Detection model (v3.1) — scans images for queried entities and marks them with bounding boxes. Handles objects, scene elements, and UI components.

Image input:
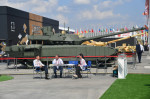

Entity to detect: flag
[141,30,143,33]
[84,30,86,33]
[76,29,78,34]
[103,29,105,32]
[143,0,149,24]
[81,30,83,34]
[99,28,101,32]
[143,0,149,16]
[141,30,144,37]
[145,25,148,32]
[91,29,94,33]
[110,28,113,32]
[113,29,115,32]
[124,26,128,31]
[106,28,108,32]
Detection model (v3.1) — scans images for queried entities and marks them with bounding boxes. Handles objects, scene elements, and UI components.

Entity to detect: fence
[0,53,136,74]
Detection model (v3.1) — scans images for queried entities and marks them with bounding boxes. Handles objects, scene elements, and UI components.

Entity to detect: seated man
[33,55,49,79]
[52,55,64,78]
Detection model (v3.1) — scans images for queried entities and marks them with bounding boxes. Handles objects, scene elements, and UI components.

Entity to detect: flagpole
[148,0,150,55]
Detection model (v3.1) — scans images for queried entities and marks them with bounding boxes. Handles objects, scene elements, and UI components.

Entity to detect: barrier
[0,55,133,60]
[0,53,135,74]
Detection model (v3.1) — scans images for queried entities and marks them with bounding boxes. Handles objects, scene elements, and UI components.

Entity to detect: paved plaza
[0,51,150,99]
[0,74,117,99]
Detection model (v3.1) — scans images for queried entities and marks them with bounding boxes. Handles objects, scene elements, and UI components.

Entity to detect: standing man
[136,42,144,63]
[33,55,49,79]
[52,55,64,78]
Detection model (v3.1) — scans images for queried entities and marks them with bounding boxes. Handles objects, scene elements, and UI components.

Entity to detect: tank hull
[5,45,117,65]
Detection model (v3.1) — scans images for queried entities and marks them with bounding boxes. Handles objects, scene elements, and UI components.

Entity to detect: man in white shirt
[33,55,49,79]
[52,55,64,78]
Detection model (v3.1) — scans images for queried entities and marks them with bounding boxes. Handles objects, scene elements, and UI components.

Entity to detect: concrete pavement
[0,51,150,99]
[0,74,116,99]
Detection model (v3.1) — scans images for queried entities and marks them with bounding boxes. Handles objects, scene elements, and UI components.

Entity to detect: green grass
[0,75,14,82]
[100,74,150,99]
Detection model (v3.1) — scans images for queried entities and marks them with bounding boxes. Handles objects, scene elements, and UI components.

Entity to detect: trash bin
[118,53,128,79]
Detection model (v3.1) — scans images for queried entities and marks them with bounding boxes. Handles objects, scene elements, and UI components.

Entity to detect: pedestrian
[136,42,144,63]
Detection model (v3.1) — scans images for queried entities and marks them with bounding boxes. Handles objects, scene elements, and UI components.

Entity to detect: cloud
[0,0,58,13]
[99,0,123,8]
[0,0,7,6]
[98,0,132,9]
[78,5,121,20]
[55,14,69,25]
[74,0,91,4]
[57,6,69,13]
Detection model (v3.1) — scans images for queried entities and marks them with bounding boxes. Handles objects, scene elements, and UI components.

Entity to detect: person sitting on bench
[52,55,64,78]
[73,53,87,78]
[33,55,49,79]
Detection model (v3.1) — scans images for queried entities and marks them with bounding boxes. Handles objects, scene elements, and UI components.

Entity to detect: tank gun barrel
[80,27,146,42]
[107,32,146,44]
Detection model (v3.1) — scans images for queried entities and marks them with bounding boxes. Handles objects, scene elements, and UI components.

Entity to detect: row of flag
[75,26,134,34]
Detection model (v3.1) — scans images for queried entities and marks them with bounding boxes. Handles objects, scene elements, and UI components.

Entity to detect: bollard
[104,57,107,74]
[47,57,51,79]
[1,56,2,63]
[7,57,9,68]
[14,58,15,70]
[133,53,136,69]
[16,58,18,71]
[96,59,98,75]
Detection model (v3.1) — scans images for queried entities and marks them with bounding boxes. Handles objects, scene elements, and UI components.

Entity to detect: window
[11,22,15,32]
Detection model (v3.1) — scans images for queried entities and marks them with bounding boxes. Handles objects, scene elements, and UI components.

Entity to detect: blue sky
[0,0,146,30]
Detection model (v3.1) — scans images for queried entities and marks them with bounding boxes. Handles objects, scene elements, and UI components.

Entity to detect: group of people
[33,41,146,80]
[33,53,87,79]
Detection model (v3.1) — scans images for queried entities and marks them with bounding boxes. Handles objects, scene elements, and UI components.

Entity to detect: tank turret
[28,26,146,45]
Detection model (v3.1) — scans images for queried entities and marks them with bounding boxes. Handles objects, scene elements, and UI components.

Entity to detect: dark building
[0,6,59,46]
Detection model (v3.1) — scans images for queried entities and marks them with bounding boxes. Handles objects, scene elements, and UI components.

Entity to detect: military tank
[5,26,146,66]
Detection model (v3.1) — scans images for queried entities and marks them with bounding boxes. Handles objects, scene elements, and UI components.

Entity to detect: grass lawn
[0,75,13,82]
[100,74,150,99]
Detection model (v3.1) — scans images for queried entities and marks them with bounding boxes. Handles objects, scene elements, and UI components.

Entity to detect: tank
[5,26,146,67]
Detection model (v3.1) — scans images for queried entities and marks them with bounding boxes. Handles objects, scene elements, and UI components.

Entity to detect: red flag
[143,0,149,16]
[76,29,78,34]
[81,31,83,34]
[143,0,149,24]
[106,28,108,32]
[84,30,86,33]
[141,30,144,37]
[141,30,143,33]
[91,29,94,33]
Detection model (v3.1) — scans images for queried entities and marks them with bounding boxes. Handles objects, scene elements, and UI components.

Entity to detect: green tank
[5,26,146,66]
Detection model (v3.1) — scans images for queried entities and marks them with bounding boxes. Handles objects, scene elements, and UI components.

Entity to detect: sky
[0,0,146,30]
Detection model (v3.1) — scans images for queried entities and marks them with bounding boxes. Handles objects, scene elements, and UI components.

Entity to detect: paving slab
[0,74,116,99]
[0,51,150,99]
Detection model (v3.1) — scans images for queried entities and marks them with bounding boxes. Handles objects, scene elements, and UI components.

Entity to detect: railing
[0,53,136,74]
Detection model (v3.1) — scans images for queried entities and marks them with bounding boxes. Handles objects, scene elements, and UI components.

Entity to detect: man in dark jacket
[136,42,144,63]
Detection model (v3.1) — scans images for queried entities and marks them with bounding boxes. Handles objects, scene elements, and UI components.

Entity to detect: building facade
[0,6,59,46]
